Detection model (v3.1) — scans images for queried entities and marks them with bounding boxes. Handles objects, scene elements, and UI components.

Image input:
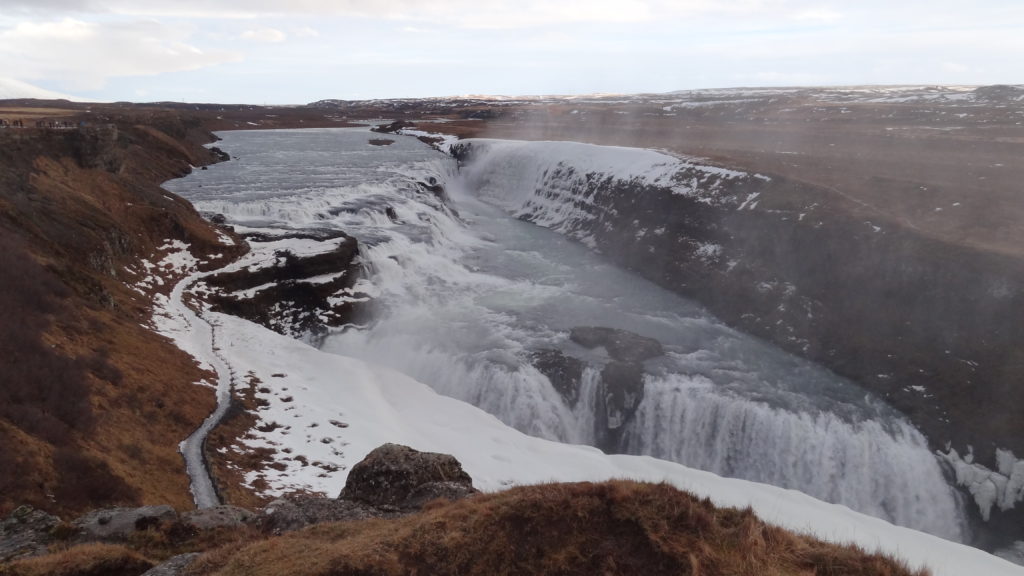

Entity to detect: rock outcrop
[260,444,478,534]
[371,120,415,134]
[0,506,59,562]
[564,327,663,450]
[181,505,254,531]
[569,326,664,364]
[205,231,366,345]
[530,349,585,407]
[529,327,666,452]
[73,505,178,541]
[259,497,389,534]
[339,444,477,510]
[598,362,645,430]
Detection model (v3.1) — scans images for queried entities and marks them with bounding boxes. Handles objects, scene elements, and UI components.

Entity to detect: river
[165,126,966,540]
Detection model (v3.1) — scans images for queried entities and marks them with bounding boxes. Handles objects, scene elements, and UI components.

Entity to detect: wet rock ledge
[203,229,368,345]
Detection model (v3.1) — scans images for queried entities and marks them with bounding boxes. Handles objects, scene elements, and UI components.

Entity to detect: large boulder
[530,348,585,407]
[339,444,477,510]
[73,505,177,541]
[569,327,664,364]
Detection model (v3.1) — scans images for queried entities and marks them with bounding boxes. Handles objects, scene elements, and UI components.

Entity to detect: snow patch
[205,311,1019,576]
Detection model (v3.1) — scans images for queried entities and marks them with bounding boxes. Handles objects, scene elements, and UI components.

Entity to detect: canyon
[2,86,1024,571]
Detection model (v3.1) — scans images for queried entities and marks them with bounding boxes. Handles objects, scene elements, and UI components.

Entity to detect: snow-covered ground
[143,235,1024,575]
[176,287,1023,574]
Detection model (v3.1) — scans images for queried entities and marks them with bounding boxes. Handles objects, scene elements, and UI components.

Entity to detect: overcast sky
[1,0,1021,103]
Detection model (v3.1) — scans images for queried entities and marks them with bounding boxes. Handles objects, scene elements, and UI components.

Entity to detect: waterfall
[167,128,968,542]
[621,372,963,540]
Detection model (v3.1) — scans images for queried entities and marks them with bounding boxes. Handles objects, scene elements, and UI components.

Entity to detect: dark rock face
[0,506,59,562]
[260,444,477,534]
[529,349,585,407]
[209,146,231,162]
[205,233,367,345]
[456,139,1024,469]
[569,327,664,364]
[562,327,659,450]
[418,177,446,200]
[339,444,477,510]
[599,362,645,430]
[371,120,415,134]
[73,505,177,541]
[589,178,1024,466]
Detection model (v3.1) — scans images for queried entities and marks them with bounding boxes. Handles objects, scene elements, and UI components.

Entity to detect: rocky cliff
[450,139,1024,473]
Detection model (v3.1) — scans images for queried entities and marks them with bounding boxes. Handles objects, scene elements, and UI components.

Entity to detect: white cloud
[0,76,86,100]
[293,26,319,38]
[241,27,287,43]
[0,0,786,27]
[792,8,844,23]
[0,18,241,91]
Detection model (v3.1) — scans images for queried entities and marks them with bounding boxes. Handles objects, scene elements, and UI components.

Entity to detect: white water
[166,127,966,540]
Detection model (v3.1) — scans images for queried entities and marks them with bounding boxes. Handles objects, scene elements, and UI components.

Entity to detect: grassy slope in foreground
[3,481,928,576]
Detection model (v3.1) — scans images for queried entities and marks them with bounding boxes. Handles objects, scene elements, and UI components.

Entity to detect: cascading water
[166,127,967,541]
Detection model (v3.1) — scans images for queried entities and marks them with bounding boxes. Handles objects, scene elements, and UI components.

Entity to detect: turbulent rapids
[165,127,967,541]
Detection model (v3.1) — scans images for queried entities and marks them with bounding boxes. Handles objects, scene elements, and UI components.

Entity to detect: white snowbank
[205,310,1020,576]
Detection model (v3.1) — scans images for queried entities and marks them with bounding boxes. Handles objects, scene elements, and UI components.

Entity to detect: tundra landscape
[1,84,1023,575]
[2,2,1024,574]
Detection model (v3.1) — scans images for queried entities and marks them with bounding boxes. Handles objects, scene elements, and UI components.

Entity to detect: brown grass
[190,481,929,576]
[0,107,76,120]
[0,117,233,516]
[205,373,274,510]
[0,543,153,576]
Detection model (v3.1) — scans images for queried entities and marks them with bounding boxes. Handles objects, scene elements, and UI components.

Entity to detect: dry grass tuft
[189,480,930,576]
[0,543,153,576]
